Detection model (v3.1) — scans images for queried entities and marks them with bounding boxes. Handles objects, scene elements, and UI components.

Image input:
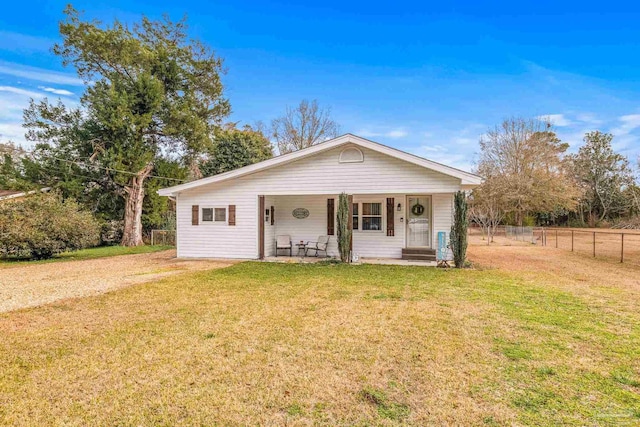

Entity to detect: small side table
[295,243,307,256]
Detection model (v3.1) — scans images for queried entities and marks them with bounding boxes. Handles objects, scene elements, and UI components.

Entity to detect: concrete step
[401,253,437,261]
[402,248,436,255]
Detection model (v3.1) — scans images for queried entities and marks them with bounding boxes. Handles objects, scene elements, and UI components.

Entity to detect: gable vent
[339,147,364,163]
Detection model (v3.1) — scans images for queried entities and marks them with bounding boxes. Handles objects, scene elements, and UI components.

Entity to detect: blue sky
[1,1,640,171]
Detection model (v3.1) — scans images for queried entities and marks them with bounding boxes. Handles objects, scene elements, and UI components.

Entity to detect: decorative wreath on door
[411,203,425,216]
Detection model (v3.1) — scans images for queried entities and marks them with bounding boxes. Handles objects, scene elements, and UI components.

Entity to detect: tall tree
[569,131,634,225]
[200,124,273,176]
[24,6,230,246]
[271,99,340,154]
[0,143,33,190]
[477,117,578,225]
[468,180,506,245]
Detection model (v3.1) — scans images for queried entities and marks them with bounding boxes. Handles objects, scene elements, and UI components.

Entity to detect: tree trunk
[121,164,153,246]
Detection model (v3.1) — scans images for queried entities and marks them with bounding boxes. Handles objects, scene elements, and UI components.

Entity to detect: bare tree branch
[271,99,340,154]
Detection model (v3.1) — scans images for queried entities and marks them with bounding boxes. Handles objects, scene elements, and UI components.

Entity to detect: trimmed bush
[336,192,352,263]
[0,193,100,259]
[450,190,468,268]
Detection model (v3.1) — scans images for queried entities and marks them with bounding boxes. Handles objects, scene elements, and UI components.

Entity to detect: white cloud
[357,128,408,139]
[421,144,446,153]
[385,129,407,138]
[0,84,77,147]
[0,61,83,86]
[538,114,573,127]
[417,146,474,172]
[613,114,640,135]
[0,85,46,99]
[575,113,603,125]
[38,86,74,96]
[608,114,640,153]
[0,122,28,144]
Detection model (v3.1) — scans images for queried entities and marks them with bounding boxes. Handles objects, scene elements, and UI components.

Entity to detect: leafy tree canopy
[569,131,635,225]
[24,6,230,245]
[200,124,273,176]
[477,117,579,225]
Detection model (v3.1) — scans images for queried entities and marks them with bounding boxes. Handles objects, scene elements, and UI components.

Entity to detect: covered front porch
[258,193,453,261]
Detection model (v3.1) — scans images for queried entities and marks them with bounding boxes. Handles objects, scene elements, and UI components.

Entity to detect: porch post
[258,195,265,259]
[347,194,353,252]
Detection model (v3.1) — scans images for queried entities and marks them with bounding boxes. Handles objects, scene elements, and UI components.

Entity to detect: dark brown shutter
[192,205,199,225]
[386,198,395,236]
[228,205,236,226]
[270,206,275,226]
[327,198,335,235]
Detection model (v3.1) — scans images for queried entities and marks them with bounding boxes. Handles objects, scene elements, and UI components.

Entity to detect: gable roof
[158,133,482,196]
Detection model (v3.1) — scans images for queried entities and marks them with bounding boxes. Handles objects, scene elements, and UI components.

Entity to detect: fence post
[151,230,155,246]
[621,233,624,263]
[571,230,574,252]
[555,229,558,248]
[593,232,596,257]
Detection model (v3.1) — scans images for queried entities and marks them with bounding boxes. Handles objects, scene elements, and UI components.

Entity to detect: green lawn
[1,262,639,425]
[0,245,174,266]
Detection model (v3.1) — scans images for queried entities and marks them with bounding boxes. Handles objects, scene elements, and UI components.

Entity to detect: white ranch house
[158,134,481,261]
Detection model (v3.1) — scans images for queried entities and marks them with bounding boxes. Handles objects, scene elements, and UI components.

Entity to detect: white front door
[406,196,431,247]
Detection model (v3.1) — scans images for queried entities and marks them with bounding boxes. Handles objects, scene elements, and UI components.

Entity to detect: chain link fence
[150,230,176,246]
[505,226,536,243]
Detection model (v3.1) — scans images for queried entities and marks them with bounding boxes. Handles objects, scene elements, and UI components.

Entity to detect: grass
[1,261,639,425]
[0,245,173,266]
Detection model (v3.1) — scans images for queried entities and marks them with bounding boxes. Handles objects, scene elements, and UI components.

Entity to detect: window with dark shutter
[202,208,214,222]
[192,205,199,225]
[214,208,226,222]
[228,205,236,226]
[361,202,382,231]
[327,198,335,235]
[386,198,395,236]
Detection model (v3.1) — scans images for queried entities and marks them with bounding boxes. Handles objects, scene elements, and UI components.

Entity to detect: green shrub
[450,191,468,268]
[522,215,536,227]
[100,220,124,245]
[0,192,101,259]
[336,192,352,263]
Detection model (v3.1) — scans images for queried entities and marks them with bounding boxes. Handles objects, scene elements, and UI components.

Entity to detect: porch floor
[262,256,437,267]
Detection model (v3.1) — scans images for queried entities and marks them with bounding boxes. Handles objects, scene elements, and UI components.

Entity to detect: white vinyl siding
[174,144,463,259]
[269,195,338,257]
[432,193,454,240]
[352,194,403,258]
[264,196,276,256]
